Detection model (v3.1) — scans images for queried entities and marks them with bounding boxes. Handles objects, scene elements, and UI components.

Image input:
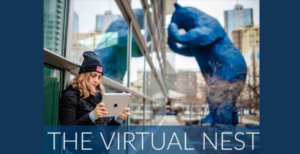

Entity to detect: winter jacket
[59,85,121,126]
[59,85,121,154]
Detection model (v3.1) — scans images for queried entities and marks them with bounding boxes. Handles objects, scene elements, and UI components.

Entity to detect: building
[43,0,66,55]
[242,25,260,53]
[231,29,244,52]
[131,70,206,107]
[95,10,121,32]
[196,71,206,102]
[73,12,79,33]
[71,31,103,63]
[130,70,144,94]
[166,71,197,97]
[224,4,253,39]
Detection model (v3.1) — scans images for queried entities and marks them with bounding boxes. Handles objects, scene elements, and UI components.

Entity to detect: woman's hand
[93,102,107,118]
[118,108,131,121]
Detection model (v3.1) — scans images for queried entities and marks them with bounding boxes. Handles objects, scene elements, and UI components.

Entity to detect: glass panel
[44,0,67,55]
[44,65,62,125]
[131,0,142,10]
[129,95,144,125]
[144,99,153,125]
[70,0,128,85]
[151,77,158,125]
[155,86,164,125]
[144,11,152,95]
[130,60,144,94]
[130,0,146,94]
[152,51,163,89]
[145,61,152,97]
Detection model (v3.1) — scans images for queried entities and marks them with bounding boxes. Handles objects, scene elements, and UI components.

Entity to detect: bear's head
[170,3,217,32]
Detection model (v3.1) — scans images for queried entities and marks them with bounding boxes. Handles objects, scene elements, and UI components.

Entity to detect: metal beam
[44,48,80,74]
[141,0,166,91]
[115,0,167,96]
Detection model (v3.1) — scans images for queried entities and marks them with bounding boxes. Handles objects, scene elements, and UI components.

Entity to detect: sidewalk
[241,116,260,125]
[138,116,198,154]
[162,115,185,125]
[162,115,260,125]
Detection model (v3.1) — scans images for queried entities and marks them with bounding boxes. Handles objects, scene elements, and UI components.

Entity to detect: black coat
[59,85,121,126]
[59,85,121,154]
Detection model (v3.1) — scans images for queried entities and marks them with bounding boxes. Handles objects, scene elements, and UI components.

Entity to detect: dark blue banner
[44,126,259,154]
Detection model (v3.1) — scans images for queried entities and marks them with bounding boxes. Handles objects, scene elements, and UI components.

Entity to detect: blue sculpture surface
[168,3,247,125]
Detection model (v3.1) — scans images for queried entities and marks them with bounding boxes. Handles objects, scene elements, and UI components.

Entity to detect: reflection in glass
[144,99,153,125]
[95,8,146,85]
[44,66,61,125]
[44,0,66,55]
[129,95,143,125]
[130,0,152,95]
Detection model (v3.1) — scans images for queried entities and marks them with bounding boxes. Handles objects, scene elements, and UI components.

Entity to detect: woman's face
[89,71,103,87]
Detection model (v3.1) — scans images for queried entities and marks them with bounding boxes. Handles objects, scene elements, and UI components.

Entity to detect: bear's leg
[214,102,238,125]
[200,101,221,125]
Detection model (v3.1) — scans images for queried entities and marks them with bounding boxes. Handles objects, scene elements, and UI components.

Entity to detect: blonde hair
[71,72,105,99]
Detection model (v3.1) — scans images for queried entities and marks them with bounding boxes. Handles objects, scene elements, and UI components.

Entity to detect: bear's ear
[174,3,182,9]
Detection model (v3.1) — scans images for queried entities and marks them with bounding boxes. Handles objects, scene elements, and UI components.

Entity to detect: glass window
[44,0,67,56]
[244,9,253,26]
[144,99,153,125]
[69,0,128,85]
[145,58,152,97]
[130,0,150,94]
[129,95,144,125]
[155,102,164,125]
[44,65,63,125]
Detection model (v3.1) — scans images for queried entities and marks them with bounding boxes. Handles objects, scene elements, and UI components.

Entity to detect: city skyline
[95,10,121,32]
[73,0,259,72]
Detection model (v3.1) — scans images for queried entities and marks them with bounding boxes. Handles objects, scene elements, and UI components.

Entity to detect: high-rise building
[224,4,253,39]
[73,12,79,33]
[231,29,243,52]
[95,10,121,32]
[242,25,259,53]
[43,0,66,55]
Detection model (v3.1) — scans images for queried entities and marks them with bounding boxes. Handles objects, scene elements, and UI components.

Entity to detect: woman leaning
[59,51,131,154]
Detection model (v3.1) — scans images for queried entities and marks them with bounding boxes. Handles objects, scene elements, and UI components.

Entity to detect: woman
[59,51,131,153]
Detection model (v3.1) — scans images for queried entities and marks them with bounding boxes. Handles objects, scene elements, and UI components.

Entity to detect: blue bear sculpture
[94,9,149,84]
[168,3,247,125]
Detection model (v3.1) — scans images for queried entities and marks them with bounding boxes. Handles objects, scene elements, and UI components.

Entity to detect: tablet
[101,93,131,117]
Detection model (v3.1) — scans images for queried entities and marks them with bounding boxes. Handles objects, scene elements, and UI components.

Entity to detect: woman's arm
[108,117,122,125]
